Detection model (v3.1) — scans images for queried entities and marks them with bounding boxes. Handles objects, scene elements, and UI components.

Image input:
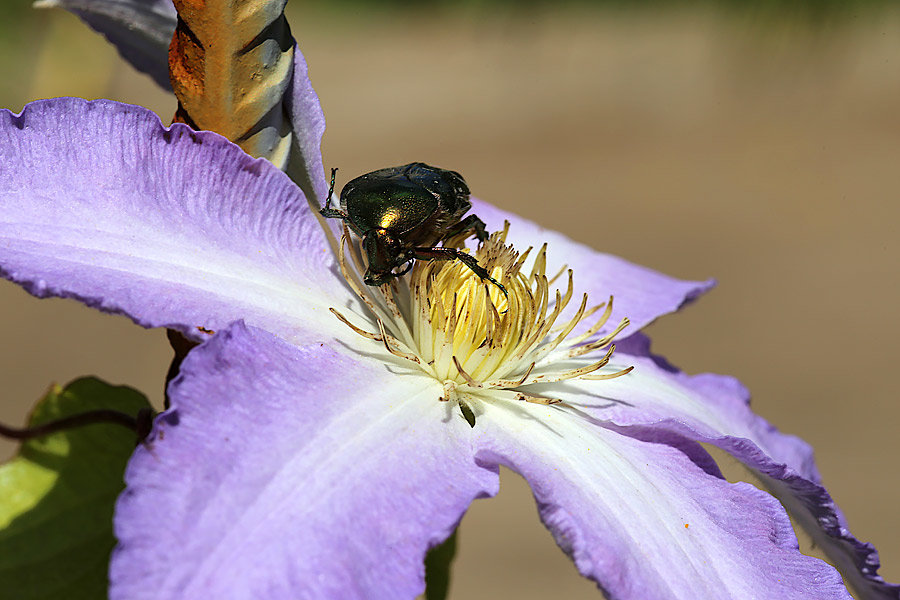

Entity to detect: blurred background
[0,1,898,598]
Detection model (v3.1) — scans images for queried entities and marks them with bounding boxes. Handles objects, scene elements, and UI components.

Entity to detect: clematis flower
[2,7,898,600]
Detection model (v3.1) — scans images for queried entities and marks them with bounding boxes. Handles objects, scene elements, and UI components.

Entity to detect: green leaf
[423,528,458,600]
[0,378,151,600]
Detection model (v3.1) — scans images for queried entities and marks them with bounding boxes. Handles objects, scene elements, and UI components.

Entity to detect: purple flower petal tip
[0,98,348,344]
[596,332,899,599]
[475,401,854,600]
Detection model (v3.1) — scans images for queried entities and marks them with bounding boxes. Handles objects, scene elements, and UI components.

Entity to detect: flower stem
[0,407,154,443]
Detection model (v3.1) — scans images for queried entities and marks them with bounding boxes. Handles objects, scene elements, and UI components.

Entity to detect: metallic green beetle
[320,162,505,293]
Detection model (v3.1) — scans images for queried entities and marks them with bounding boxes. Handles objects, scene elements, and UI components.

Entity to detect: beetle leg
[320,167,351,221]
[443,214,489,244]
[413,247,507,297]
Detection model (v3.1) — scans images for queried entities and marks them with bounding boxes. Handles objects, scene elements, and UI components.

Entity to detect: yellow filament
[330,221,633,411]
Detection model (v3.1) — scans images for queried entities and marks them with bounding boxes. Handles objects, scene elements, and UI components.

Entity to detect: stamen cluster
[331,223,632,415]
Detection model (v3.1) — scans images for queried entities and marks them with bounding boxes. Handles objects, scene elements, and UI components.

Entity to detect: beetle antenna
[325,167,338,209]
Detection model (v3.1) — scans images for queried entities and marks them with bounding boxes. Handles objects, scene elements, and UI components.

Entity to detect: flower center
[330,222,632,421]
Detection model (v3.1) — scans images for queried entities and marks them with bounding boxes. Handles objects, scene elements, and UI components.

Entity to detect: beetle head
[362,229,415,286]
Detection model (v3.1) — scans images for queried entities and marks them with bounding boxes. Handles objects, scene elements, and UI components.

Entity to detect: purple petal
[35,0,176,90]
[111,321,498,600]
[284,45,328,205]
[472,198,714,336]
[475,401,852,600]
[0,98,351,344]
[558,334,899,599]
